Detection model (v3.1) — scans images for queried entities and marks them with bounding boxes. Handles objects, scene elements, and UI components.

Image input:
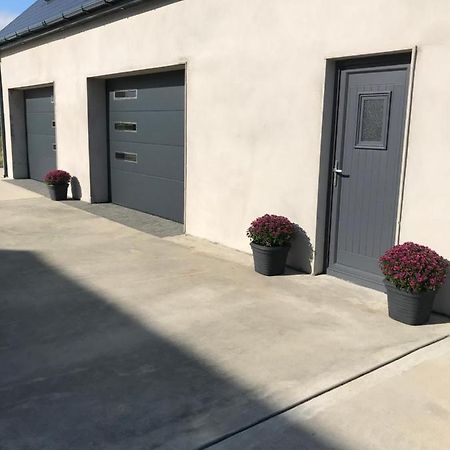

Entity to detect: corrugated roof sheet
[0,0,129,44]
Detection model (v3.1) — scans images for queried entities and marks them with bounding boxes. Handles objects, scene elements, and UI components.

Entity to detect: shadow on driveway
[0,249,339,450]
[5,179,184,238]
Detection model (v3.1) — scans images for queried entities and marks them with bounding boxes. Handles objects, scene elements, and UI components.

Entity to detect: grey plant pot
[250,242,290,276]
[384,281,436,325]
[47,184,68,201]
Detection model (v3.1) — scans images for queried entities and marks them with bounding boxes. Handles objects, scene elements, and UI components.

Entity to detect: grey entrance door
[327,60,410,289]
[107,70,185,223]
[25,87,56,181]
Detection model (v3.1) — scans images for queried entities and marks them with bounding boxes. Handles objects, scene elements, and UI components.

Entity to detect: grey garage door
[107,71,185,223]
[25,87,56,181]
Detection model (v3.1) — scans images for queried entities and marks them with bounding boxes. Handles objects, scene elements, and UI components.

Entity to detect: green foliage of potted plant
[44,169,71,201]
[247,214,295,276]
[379,242,448,325]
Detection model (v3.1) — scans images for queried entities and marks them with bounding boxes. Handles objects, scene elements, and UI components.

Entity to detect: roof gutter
[0,0,148,52]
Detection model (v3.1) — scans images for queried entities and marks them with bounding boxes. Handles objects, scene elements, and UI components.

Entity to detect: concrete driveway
[1,180,449,449]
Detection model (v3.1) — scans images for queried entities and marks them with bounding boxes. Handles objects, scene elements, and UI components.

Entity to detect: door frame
[87,63,187,231]
[5,82,54,180]
[321,51,416,289]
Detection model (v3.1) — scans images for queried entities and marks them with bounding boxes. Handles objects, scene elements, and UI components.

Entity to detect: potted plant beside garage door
[379,242,448,325]
[247,214,295,276]
[44,169,71,201]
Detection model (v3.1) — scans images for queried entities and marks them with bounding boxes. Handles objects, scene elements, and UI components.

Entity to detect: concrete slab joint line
[201,335,450,450]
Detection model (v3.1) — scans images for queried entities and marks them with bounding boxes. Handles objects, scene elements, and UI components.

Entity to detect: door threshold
[327,263,385,292]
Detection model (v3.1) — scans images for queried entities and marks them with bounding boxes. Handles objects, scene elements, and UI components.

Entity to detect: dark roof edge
[0,0,144,51]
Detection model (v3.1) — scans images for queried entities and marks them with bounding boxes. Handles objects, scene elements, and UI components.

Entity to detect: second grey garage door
[107,71,185,223]
[25,87,56,181]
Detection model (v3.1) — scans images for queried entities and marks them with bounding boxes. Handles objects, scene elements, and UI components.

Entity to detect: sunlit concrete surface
[214,338,450,450]
[0,178,40,201]
[0,179,449,449]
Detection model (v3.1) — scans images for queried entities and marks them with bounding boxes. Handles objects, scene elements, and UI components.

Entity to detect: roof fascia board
[0,0,133,49]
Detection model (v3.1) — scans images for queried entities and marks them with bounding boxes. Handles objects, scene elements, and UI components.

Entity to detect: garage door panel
[111,169,184,223]
[24,88,54,113]
[29,154,57,181]
[26,133,55,151]
[25,87,56,181]
[25,112,55,136]
[108,71,184,112]
[108,84,184,112]
[109,111,184,146]
[27,135,56,180]
[110,141,184,182]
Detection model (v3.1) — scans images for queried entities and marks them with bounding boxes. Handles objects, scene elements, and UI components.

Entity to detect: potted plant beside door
[44,169,71,201]
[379,242,448,325]
[247,214,295,276]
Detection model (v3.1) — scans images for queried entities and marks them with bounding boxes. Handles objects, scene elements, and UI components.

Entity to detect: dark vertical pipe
[0,63,8,177]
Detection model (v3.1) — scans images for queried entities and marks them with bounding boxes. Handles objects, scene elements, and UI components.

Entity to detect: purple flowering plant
[379,242,448,294]
[44,169,71,186]
[247,214,295,247]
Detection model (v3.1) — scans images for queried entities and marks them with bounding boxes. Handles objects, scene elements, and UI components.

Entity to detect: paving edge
[197,334,450,449]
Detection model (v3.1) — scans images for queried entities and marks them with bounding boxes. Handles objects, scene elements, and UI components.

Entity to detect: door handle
[332,160,343,187]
